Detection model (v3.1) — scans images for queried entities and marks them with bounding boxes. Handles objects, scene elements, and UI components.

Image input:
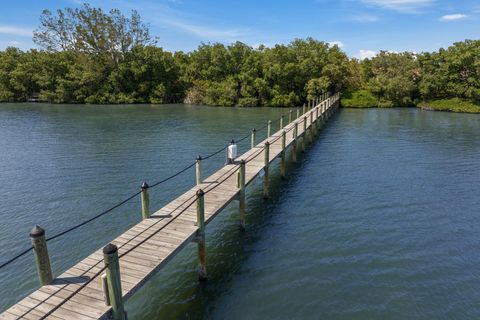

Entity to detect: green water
[0,104,479,319]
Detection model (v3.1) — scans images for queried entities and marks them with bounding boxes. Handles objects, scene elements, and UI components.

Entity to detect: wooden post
[309,111,314,143]
[141,182,150,219]
[302,103,305,115]
[263,141,270,199]
[281,130,286,179]
[280,115,284,129]
[238,160,246,229]
[195,156,202,186]
[289,110,292,124]
[302,116,307,152]
[196,189,207,280]
[251,128,256,149]
[103,244,126,320]
[267,120,272,138]
[30,225,53,286]
[296,108,300,119]
[293,122,298,163]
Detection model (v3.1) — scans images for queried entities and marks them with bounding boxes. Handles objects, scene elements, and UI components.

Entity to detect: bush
[341,90,378,108]
[418,98,480,113]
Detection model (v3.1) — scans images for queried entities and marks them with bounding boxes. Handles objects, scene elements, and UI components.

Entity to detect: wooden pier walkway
[1,93,340,320]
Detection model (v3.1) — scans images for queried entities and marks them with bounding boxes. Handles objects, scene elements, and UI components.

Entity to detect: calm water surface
[0,104,479,319]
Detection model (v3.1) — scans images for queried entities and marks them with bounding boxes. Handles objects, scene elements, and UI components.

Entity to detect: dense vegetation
[0,4,348,106]
[344,41,480,113]
[0,3,479,112]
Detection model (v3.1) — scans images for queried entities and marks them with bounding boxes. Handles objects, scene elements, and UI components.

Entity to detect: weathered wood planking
[0,94,340,320]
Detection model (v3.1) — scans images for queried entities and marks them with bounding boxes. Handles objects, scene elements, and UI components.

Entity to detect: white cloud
[361,0,435,12]
[439,14,467,21]
[356,49,378,60]
[0,26,32,37]
[328,41,344,48]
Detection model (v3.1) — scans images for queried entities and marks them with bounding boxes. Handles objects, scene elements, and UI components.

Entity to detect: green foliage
[181,38,349,107]
[418,98,480,113]
[364,51,419,107]
[2,4,479,110]
[342,41,480,111]
[341,90,378,108]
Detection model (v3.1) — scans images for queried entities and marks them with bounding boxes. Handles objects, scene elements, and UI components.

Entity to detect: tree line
[0,3,478,111]
[344,40,480,111]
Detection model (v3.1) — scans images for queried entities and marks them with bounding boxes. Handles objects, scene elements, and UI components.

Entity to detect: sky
[0,0,478,59]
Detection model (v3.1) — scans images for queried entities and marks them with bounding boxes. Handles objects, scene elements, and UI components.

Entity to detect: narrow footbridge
[1,93,340,320]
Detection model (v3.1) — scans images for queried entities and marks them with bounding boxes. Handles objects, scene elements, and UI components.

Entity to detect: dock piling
[263,141,270,199]
[293,122,298,163]
[30,225,53,286]
[238,160,246,229]
[196,156,202,185]
[281,130,286,179]
[196,189,207,281]
[141,182,150,219]
[251,128,256,149]
[103,244,126,320]
[267,120,272,138]
[302,116,307,152]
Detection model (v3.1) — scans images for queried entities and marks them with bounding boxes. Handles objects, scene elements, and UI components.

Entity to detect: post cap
[103,243,118,255]
[141,182,149,189]
[265,141,270,146]
[240,159,246,165]
[30,225,45,238]
[230,139,235,144]
[196,155,202,161]
[252,128,256,132]
[196,189,204,197]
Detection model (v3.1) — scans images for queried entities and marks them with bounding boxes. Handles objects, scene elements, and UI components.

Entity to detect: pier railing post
[309,111,314,144]
[103,244,126,320]
[281,130,286,179]
[302,103,306,115]
[289,110,292,124]
[251,128,256,149]
[141,182,150,219]
[293,122,298,163]
[196,156,202,186]
[302,116,307,152]
[239,160,246,229]
[296,108,300,119]
[267,120,272,138]
[280,115,284,129]
[263,141,270,199]
[196,189,207,280]
[30,225,53,286]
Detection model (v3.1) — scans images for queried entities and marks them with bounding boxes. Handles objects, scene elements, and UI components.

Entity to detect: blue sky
[0,0,478,58]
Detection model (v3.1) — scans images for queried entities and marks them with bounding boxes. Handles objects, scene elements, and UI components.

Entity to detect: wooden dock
[0,93,340,320]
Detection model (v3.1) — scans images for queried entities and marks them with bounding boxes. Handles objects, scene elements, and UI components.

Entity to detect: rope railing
[0,96,334,272]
